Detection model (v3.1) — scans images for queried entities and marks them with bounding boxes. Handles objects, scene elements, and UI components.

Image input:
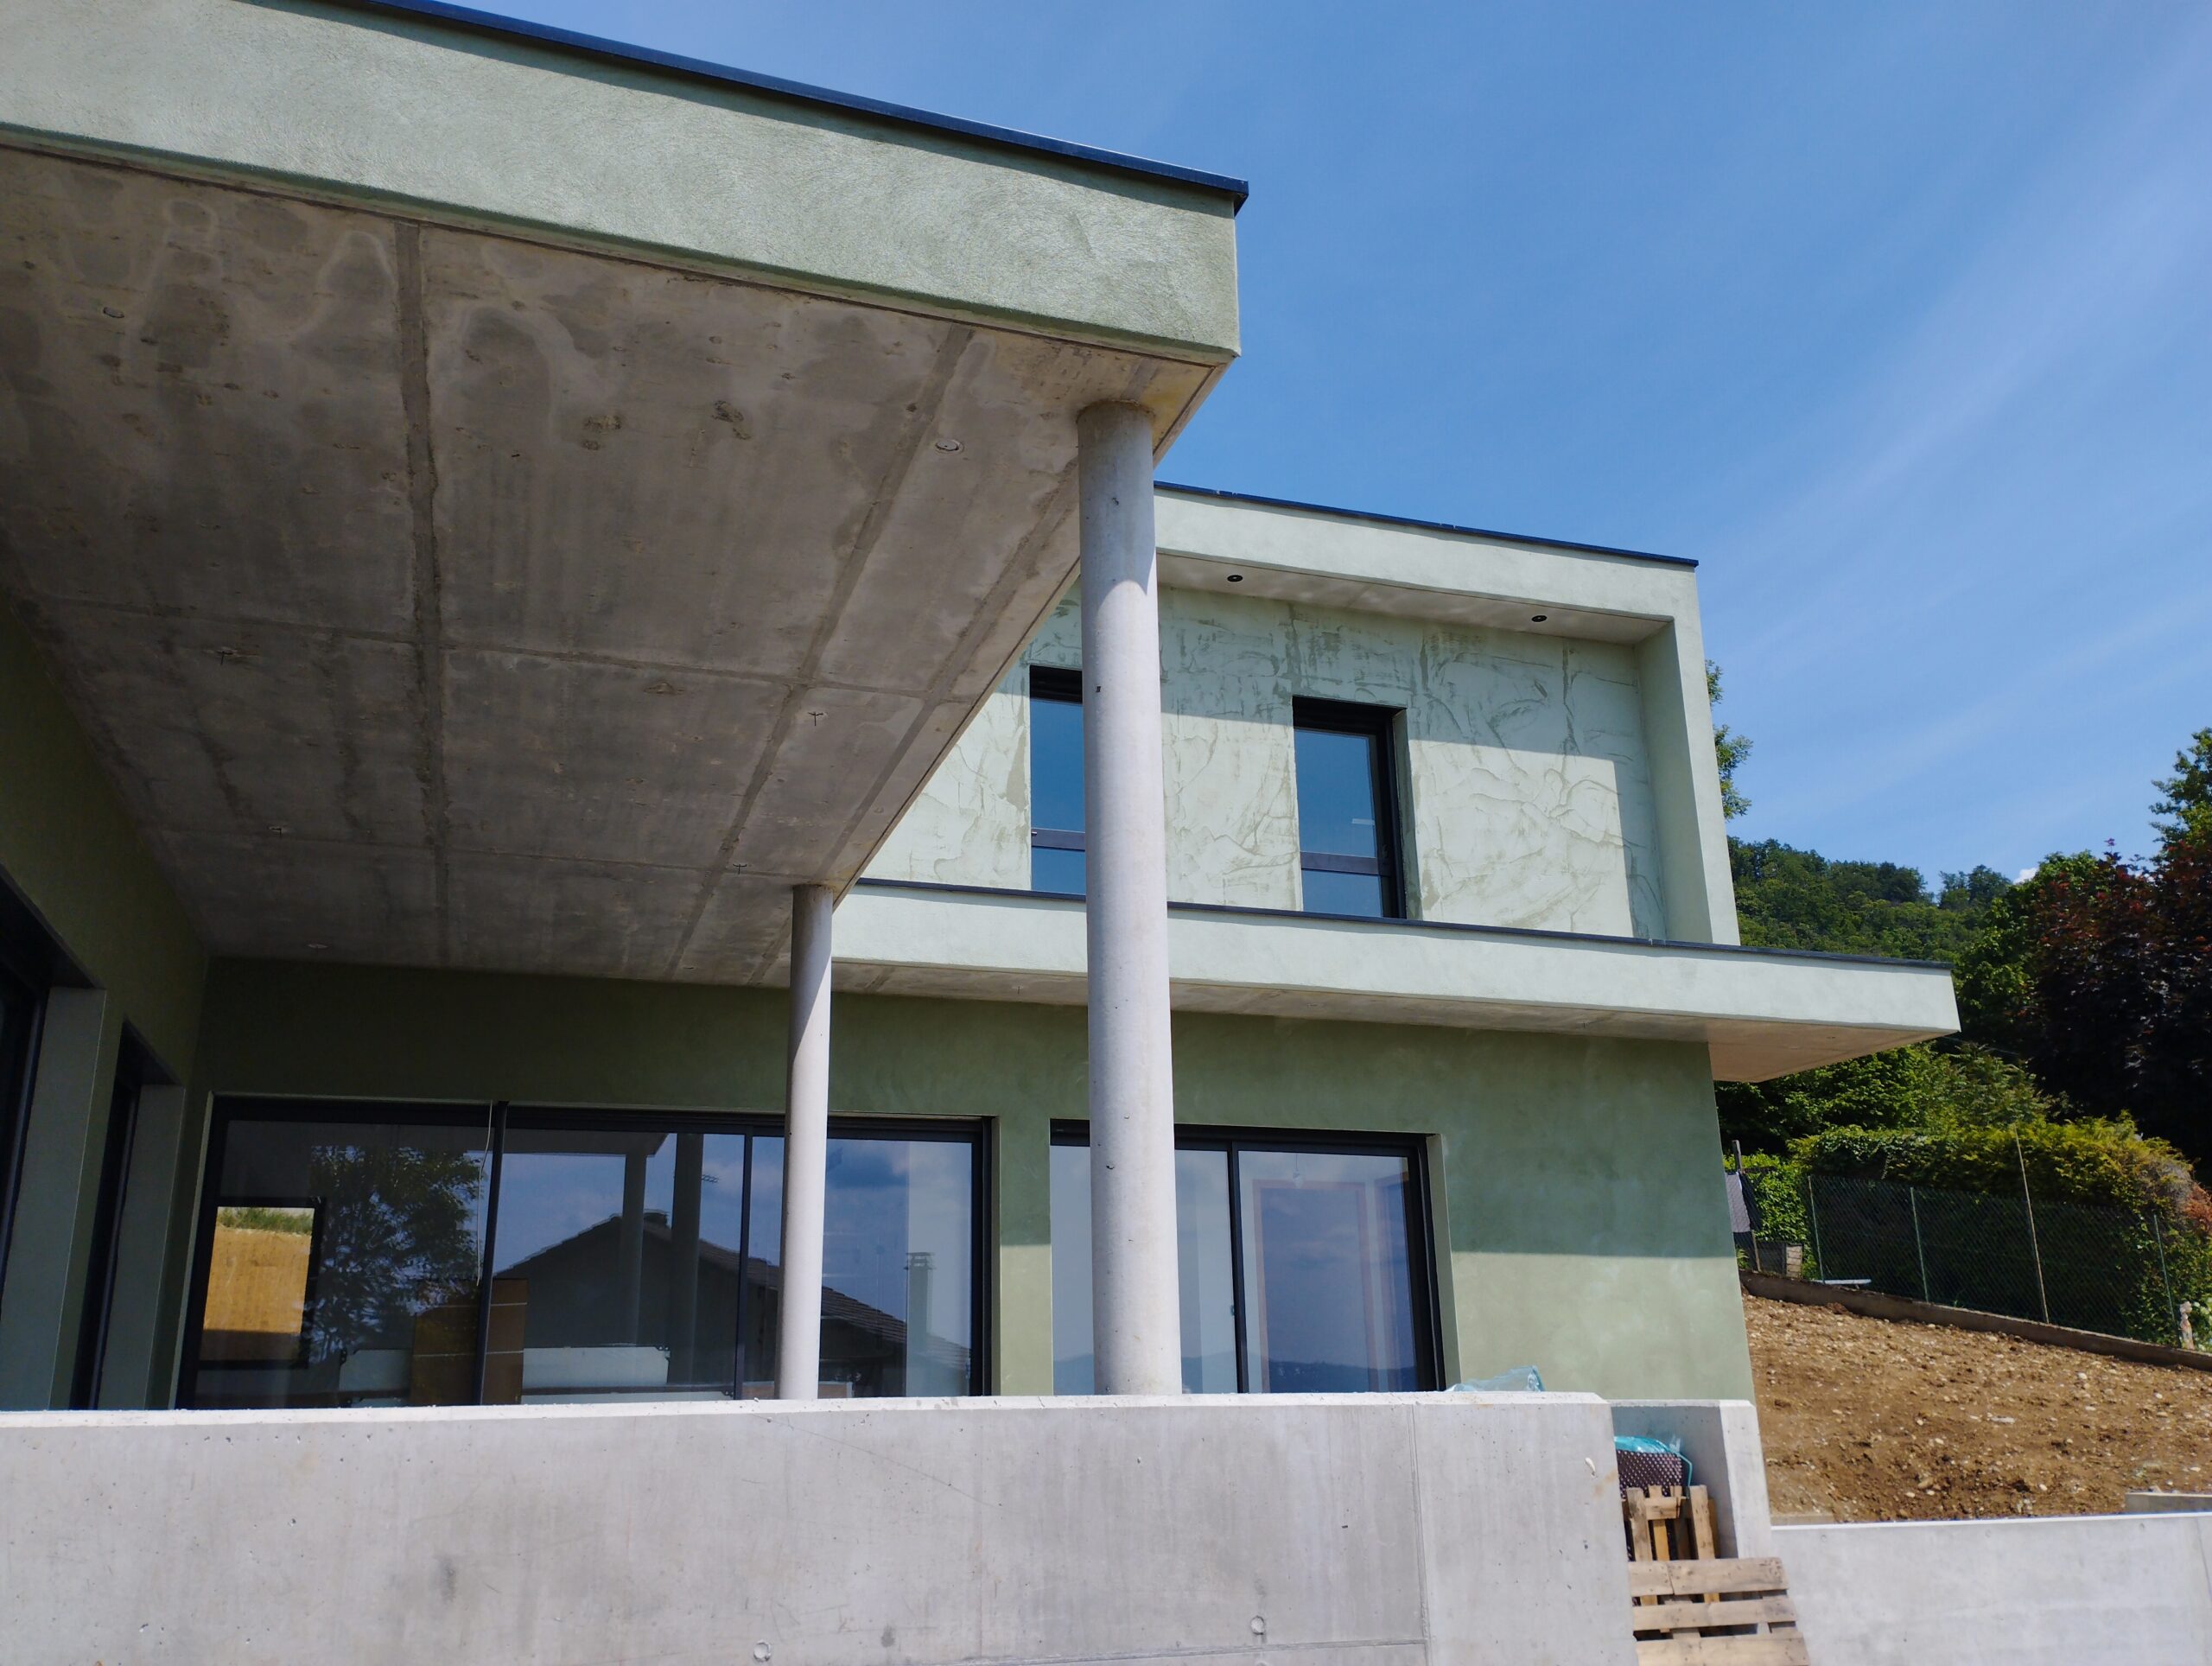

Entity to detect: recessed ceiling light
[933,438,963,453]
[1530,614,1548,623]
[1226,574,1244,583]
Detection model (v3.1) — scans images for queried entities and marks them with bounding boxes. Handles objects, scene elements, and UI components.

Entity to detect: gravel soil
[1744,1292,2212,1521]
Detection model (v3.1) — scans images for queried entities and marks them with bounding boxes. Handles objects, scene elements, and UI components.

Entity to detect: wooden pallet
[1624,1484,1718,1566]
[1626,1557,1808,1664]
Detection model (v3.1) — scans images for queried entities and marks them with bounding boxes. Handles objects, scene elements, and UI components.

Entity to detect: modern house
[5,5,2200,1664]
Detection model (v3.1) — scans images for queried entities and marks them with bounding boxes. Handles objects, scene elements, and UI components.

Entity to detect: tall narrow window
[1029,666,1085,896]
[1292,699,1403,919]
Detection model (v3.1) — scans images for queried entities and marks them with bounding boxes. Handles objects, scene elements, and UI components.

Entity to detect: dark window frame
[1050,1120,1442,1394]
[0,881,65,1301]
[179,1097,993,1408]
[1290,696,1407,919]
[70,1033,149,1408]
[1027,666,1087,882]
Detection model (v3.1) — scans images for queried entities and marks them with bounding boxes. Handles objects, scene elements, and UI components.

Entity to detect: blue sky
[499,2,2210,886]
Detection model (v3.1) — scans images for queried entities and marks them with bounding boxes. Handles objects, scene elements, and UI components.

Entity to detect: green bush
[1789,1118,2198,1219]
[1761,1120,2212,1345]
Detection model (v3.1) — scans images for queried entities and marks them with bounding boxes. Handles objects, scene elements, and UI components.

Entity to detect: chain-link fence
[1738,1166,2212,1349]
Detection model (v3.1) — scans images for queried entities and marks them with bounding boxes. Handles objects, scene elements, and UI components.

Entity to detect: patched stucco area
[868,585,1665,937]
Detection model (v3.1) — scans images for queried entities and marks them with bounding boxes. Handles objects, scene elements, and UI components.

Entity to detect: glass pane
[492,1124,747,1402]
[1294,724,1382,859]
[189,1113,489,1408]
[1031,845,1086,897]
[1237,1148,1422,1392]
[749,1130,976,1397]
[1051,1141,1236,1394]
[1031,689,1085,836]
[1300,868,1388,918]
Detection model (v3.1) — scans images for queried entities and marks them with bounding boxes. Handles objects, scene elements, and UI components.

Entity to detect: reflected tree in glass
[303,1142,484,1363]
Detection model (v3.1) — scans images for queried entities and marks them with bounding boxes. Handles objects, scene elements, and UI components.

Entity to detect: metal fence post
[1736,1140,1764,1275]
[2152,1212,2177,1339]
[1910,1184,1930,1302]
[2016,1135,2050,1324]
[1806,1172,1824,1281]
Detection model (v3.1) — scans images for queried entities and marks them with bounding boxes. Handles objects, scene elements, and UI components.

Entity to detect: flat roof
[1157,483,1699,569]
[340,0,1250,210]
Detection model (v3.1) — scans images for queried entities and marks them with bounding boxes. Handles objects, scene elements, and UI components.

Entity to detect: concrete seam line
[394,220,453,964]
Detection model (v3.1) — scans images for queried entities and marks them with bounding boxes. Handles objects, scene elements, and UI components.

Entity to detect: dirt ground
[1744,1292,2212,1522]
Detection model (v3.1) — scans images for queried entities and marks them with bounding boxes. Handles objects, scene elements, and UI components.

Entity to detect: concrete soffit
[0,94,1236,986]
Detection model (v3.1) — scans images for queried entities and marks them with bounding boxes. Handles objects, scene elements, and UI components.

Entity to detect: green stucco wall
[0,598,207,1406]
[868,586,1670,939]
[0,600,205,1076]
[193,957,1751,1404]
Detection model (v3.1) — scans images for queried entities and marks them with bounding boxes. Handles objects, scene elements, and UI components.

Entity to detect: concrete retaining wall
[0,1392,1637,1665]
[1781,1513,2212,1664]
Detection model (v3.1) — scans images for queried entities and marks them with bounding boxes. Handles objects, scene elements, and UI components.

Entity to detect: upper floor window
[1029,666,1085,896]
[1292,699,1404,919]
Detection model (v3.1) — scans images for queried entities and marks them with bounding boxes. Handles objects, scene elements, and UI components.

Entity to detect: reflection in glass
[1052,1136,1429,1396]
[1030,681,1085,834]
[1294,709,1399,919]
[1052,1143,1237,1394]
[747,1133,976,1396]
[1238,1148,1421,1392]
[1030,671,1086,896]
[1298,869,1388,918]
[189,1115,489,1408]
[1294,726,1383,860]
[492,1126,747,1401]
[186,1108,982,1406]
[1030,845,1087,898]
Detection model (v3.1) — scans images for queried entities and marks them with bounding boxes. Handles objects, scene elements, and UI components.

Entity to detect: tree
[2153,728,2212,849]
[1731,839,1996,963]
[1717,1041,2056,1154]
[1987,827,2211,1169]
[1707,661,1751,820]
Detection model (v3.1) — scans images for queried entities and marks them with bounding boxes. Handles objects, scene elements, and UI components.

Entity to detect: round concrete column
[775,882,836,1399]
[1077,401,1183,1396]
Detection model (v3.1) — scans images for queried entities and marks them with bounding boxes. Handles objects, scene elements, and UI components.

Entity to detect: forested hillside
[1710,673,2209,1186]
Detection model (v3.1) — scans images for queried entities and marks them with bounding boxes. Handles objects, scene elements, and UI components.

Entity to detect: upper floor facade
[842,487,1955,1083]
[868,486,1734,946]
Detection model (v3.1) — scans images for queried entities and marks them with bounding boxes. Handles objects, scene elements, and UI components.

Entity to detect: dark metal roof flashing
[334,0,1250,210]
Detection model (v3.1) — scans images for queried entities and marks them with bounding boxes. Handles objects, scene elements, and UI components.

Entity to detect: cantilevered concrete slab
[0,0,1242,981]
[836,882,1962,1081]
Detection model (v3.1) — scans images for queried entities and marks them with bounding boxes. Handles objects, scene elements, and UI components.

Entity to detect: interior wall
[191,958,1751,1404]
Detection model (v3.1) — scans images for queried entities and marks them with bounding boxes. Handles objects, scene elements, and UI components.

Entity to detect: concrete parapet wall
[0,1392,1637,1665]
[1609,1398,1774,1558]
[1780,1514,2212,1664]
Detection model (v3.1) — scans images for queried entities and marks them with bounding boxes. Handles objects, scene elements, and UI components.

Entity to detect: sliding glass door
[1052,1128,1437,1395]
[182,1100,985,1408]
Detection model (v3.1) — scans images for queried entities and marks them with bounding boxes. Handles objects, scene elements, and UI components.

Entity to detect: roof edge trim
[331,0,1250,209]
[1158,484,1699,569]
